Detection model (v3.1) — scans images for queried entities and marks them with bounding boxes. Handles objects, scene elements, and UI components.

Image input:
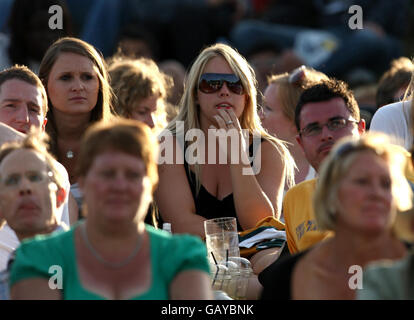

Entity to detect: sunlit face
[129,95,159,129]
[336,151,394,235]
[0,149,60,238]
[296,97,364,171]
[261,83,296,141]
[47,52,100,116]
[79,151,152,225]
[196,56,247,127]
[0,79,46,133]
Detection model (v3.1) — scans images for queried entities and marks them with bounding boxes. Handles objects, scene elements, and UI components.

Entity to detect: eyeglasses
[1,170,53,188]
[299,117,359,137]
[198,73,244,95]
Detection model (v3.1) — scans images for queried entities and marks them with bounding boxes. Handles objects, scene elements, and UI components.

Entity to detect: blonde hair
[267,66,329,123]
[166,43,295,194]
[314,133,412,231]
[108,57,173,132]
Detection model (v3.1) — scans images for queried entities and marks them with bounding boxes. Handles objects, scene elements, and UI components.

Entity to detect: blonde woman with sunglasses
[155,43,295,239]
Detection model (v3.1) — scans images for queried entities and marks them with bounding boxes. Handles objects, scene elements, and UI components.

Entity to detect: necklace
[80,222,143,269]
[66,150,74,159]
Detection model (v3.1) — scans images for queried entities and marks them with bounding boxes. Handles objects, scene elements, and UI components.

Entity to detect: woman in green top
[10,119,213,300]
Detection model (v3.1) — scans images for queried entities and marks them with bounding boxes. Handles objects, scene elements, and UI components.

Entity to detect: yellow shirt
[283,178,333,253]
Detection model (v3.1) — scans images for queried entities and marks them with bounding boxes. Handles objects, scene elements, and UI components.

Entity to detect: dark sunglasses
[198,73,244,95]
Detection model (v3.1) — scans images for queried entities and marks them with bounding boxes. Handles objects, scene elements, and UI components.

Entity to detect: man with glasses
[0,133,68,299]
[283,79,365,254]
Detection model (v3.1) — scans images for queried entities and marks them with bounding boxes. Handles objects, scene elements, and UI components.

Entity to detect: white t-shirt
[0,160,71,271]
[370,100,412,150]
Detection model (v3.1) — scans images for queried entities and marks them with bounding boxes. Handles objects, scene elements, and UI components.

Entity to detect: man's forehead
[0,149,47,173]
[0,79,41,96]
[299,97,350,126]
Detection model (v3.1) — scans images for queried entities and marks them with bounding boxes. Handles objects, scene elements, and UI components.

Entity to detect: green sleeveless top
[10,223,210,300]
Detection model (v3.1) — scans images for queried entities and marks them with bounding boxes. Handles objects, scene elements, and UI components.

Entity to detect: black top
[183,138,263,231]
[259,250,308,300]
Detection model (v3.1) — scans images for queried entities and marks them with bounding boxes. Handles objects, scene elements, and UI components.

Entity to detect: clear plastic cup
[204,217,240,266]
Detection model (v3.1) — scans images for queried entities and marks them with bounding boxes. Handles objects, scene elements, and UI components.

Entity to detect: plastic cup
[204,217,240,266]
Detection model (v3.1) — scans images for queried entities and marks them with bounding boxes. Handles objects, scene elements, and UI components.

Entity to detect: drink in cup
[204,217,240,266]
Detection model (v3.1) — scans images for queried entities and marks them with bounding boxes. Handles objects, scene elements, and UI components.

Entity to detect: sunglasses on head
[198,73,245,95]
[288,65,307,87]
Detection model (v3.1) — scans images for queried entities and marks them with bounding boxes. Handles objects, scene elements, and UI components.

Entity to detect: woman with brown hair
[38,37,114,208]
